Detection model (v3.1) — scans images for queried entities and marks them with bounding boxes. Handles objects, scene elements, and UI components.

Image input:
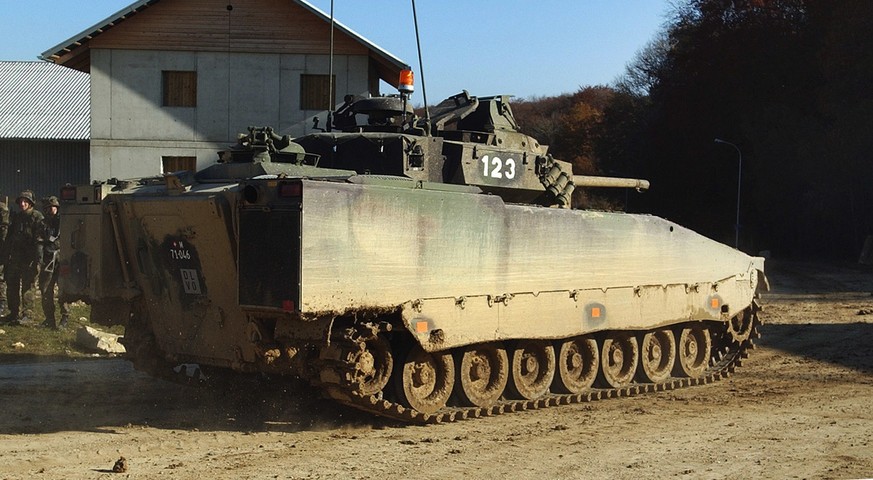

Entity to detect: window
[162,71,197,107]
[162,156,197,173]
[300,74,335,110]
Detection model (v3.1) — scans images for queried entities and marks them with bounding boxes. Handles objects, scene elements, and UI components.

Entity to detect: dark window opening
[162,156,197,173]
[300,74,335,110]
[162,71,197,107]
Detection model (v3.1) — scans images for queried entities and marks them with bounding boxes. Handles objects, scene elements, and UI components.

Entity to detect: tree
[514,87,634,209]
[603,0,873,258]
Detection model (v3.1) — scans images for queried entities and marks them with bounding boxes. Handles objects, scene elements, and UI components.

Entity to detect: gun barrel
[573,175,650,191]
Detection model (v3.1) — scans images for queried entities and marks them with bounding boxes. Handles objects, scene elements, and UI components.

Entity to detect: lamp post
[714,138,742,249]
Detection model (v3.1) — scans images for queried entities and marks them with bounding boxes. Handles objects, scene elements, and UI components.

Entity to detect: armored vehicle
[58,82,765,423]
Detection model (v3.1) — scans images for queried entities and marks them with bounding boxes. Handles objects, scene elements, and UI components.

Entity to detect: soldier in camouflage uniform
[0,191,45,325]
[39,196,71,329]
[0,200,8,315]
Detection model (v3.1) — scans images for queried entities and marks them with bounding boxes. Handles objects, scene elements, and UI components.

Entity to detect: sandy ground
[0,260,872,479]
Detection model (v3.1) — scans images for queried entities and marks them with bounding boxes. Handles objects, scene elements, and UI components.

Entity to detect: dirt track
[0,261,872,479]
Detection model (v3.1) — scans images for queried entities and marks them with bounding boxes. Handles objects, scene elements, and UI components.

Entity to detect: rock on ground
[75,325,126,354]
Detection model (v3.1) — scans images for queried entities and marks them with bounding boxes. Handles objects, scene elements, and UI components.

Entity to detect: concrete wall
[89,48,371,181]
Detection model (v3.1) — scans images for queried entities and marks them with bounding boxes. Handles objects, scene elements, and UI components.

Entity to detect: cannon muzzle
[573,175,650,191]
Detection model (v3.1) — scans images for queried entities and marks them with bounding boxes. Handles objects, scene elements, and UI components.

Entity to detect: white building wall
[88,48,372,181]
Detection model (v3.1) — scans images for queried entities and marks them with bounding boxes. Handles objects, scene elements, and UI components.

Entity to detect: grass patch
[0,300,125,361]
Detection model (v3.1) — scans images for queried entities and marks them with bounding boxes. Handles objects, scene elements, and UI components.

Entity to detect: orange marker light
[399,69,415,94]
[282,300,295,312]
[591,307,601,318]
[60,185,77,202]
[278,182,302,198]
[710,298,720,309]
[415,321,428,333]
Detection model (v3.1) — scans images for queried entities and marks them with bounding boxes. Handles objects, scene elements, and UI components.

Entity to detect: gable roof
[0,61,90,141]
[39,0,409,86]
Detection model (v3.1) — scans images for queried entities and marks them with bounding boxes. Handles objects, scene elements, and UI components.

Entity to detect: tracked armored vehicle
[58,86,766,423]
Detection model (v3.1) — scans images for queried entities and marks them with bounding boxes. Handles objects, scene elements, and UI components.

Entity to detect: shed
[40,0,409,181]
[0,61,90,202]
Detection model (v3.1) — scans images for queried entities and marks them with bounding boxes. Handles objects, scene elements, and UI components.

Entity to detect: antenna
[411,0,430,133]
[326,0,335,132]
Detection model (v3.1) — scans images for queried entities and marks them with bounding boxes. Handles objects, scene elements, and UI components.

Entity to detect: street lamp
[714,138,742,249]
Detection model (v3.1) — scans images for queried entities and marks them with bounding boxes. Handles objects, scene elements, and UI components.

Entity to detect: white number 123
[481,155,516,180]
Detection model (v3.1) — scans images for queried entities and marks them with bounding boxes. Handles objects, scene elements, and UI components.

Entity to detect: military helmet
[45,196,60,207]
[16,190,35,205]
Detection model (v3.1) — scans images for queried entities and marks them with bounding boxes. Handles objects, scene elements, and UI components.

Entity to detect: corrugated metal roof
[0,61,90,141]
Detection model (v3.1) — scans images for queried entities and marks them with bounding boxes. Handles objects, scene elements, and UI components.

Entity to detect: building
[40,0,409,181]
[0,61,90,202]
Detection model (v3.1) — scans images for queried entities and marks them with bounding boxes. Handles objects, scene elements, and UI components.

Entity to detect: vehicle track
[132,309,761,425]
[322,318,761,424]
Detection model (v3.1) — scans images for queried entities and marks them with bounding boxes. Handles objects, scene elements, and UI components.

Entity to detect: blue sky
[0,0,671,103]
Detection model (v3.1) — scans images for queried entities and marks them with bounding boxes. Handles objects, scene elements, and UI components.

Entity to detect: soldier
[39,196,71,329]
[0,199,8,315]
[38,196,71,328]
[0,191,45,325]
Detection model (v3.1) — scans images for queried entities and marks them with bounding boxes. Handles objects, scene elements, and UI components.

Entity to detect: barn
[40,0,409,181]
[0,61,89,202]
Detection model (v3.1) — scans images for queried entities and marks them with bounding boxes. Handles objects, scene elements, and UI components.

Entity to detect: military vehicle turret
[58,78,765,423]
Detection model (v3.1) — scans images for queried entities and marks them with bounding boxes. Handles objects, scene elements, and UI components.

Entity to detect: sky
[0,0,672,104]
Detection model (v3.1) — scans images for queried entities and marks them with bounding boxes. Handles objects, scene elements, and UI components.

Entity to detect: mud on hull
[61,176,765,421]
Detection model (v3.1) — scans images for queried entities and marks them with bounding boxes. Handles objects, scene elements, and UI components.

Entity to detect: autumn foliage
[513,87,628,209]
[513,0,873,259]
